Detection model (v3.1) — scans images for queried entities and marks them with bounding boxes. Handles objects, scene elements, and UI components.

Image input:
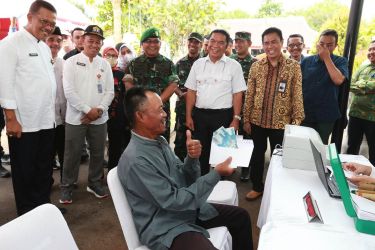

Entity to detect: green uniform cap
[235,31,251,41]
[188,32,203,42]
[140,27,161,43]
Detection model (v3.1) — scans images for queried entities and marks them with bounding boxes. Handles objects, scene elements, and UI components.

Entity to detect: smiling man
[45,26,66,180]
[185,29,247,176]
[118,87,253,250]
[124,27,179,143]
[0,0,57,215]
[287,34,305,63]
[60,25,114,204]
[174,32,203,161]
[243,27,304,201]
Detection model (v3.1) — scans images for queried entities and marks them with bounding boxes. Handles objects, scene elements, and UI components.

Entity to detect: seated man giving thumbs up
[117,87,253,250]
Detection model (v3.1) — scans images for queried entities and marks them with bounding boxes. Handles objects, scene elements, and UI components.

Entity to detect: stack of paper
[351,193,375,221]
[209,128,254,168]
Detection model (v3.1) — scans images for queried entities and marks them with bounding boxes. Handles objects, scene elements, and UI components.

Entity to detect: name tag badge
[76,62,86,66]
[29,53,38,57]
[97,83,103,94]
[278,82,286,93]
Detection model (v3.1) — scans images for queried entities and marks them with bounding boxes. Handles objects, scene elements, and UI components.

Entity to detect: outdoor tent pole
[331,0,364,152]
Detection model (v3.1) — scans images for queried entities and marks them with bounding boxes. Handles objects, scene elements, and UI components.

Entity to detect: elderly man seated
[117,87,253,250]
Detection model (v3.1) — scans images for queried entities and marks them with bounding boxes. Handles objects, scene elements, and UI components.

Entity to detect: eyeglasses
[34,15,56,28]
[288,43,303,49]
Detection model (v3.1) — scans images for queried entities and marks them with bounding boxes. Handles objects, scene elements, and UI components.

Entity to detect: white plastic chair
[107,167,232,250]
[207,180,239,206]
[0,204,78,250]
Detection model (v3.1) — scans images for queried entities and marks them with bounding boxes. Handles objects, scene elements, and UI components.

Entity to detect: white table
[257,154,375,250]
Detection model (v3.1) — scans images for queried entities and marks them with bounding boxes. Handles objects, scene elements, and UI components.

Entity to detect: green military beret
[188,32,203,42]
[140,27,161,43]
[235,31,251,41]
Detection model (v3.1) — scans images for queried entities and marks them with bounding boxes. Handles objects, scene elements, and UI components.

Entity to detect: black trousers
[347,116,375,166]
[170,203,253,250]
[8,129,55,215]
[107,119,131,171]
[193,108,233,176]
[249,124,284,192]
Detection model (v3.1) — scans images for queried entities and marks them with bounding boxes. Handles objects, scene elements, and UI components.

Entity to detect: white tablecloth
[257,154,375,250]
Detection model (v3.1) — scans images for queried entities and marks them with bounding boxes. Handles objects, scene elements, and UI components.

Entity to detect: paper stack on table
[351,193,375,221]
[209,127,253,168]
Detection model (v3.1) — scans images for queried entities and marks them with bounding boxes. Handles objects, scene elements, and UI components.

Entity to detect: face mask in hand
[106,57,117,68]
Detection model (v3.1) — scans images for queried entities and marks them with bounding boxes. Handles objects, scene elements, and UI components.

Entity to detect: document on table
[339,154,373,167]
[351,193,375,221]
[209,135,253,168]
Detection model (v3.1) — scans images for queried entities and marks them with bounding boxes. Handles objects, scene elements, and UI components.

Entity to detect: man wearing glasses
[124,27,178,142]
[0,0,57,215]
[287,34,305,63]
[185,29,247,176]
[301,29,348,144]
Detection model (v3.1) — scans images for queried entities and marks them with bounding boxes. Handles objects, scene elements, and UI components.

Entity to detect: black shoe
[240,167,250,182]
[0,165,11,178]
[1,154,10,165]
[80,154,89,163]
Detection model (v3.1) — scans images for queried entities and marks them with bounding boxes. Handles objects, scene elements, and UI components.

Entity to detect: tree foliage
[288,0,348,31]
[92,0,221,59]
[218,9,252,19]
[255,0,283,18]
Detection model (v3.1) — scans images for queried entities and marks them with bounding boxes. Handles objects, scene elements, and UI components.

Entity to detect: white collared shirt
[0,28,56,132]
[185,55,246,109]
[54,57,66,126]
[63,52,114,125]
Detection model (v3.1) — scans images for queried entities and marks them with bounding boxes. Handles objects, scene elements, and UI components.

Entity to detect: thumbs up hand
[186,130,202,159]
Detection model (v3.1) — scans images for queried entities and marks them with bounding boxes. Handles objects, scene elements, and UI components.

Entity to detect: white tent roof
[0,0,91,31]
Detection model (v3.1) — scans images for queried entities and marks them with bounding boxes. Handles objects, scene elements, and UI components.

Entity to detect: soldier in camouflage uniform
[346,40,375,165]
[124,27,179,142]
[200,34,209,57]
[231,31,257,181]
[174,32,203,161]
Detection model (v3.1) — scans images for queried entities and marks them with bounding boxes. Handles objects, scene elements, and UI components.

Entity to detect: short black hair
[287,34,304,44]
[209,29,231,45]
[124,87,154,128]
[262,27,283,43]
[29,0,56,14]
[320,29,339,44]
[71,27,84,37]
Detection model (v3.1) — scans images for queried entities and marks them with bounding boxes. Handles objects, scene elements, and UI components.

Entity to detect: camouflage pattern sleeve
[167,61,180,84]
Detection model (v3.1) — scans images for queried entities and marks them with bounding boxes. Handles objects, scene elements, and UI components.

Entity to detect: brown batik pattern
[243,55,305,129]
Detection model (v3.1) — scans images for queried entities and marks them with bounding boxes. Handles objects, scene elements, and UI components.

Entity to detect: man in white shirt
[45,26,66,180]
[185,29,247,175]
[0,0,57,215]
[60,25,114,204]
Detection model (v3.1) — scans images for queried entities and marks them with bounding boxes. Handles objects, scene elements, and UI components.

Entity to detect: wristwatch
[97,109,103,117]
[234,115,241,121]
